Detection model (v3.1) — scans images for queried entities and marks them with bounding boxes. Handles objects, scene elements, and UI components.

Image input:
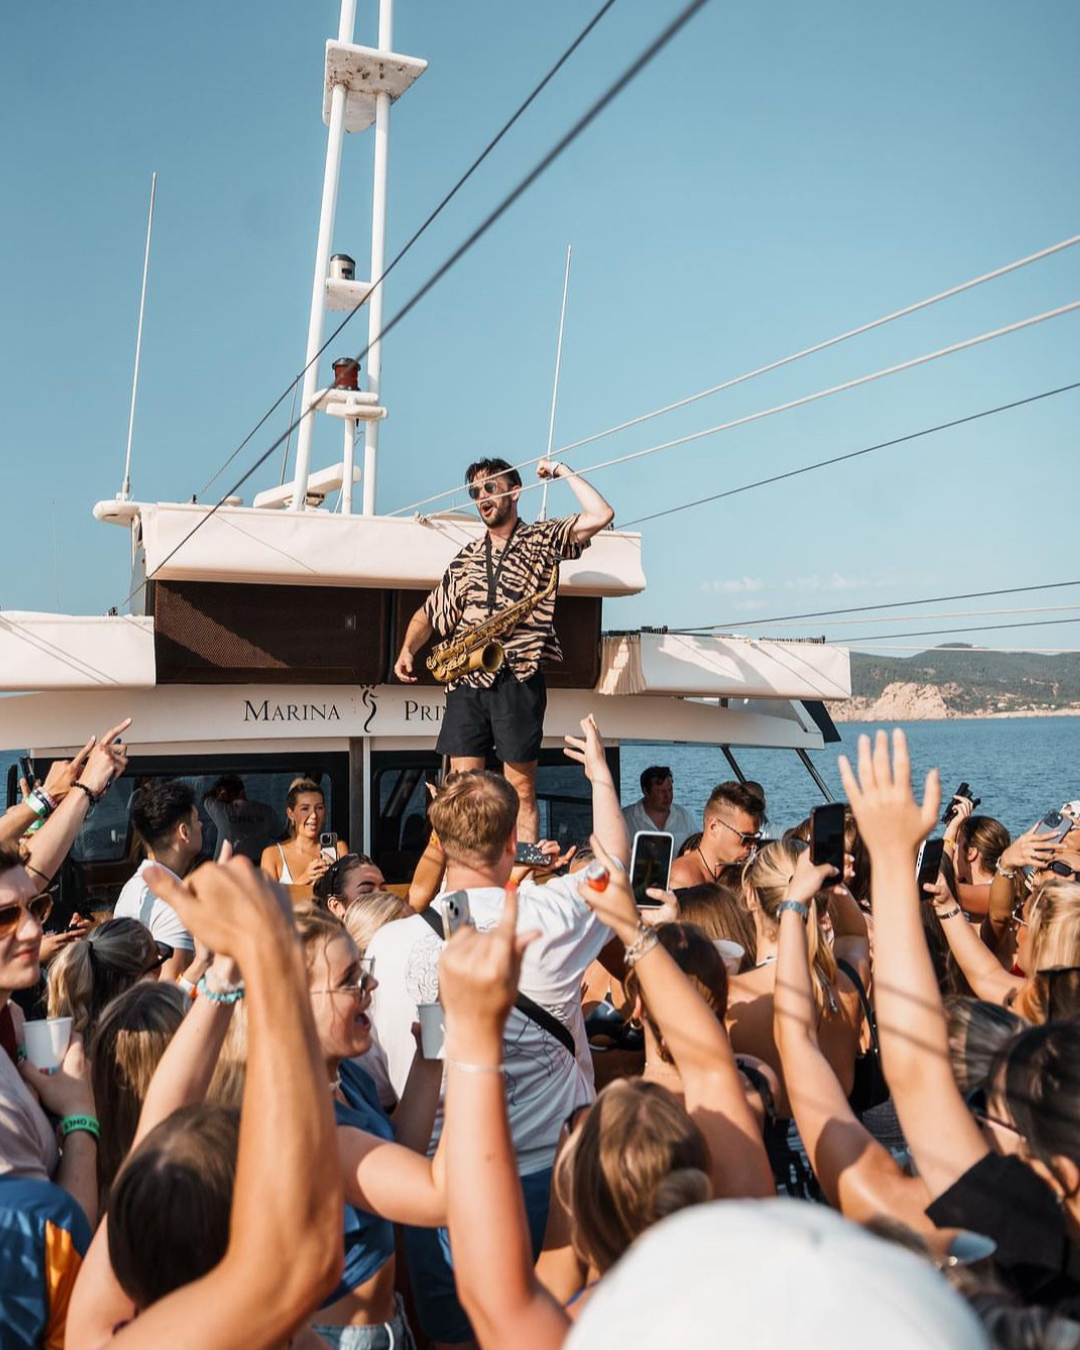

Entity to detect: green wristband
[59,1113,100,1142]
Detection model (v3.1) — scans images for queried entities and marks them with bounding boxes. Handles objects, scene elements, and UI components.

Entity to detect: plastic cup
[417,1002,445,1059]
[23,1017,73,1072]
[714,940,745,975]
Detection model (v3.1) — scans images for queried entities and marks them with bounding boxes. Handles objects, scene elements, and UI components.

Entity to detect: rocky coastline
[828,681,1080,724]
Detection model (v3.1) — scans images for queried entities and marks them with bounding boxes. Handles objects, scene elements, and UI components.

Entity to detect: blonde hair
[47,918,159,1037]
[1015,880,1080,1023]
[428,771,518,867]
[207,1001,248,1108]
[743,840,838,1013]
[343,890,411,954]
[556,1079,711,1274]
[292,903,351,977]
[90,981,188,1203]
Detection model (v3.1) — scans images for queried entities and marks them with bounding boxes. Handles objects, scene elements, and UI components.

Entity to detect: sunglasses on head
[467,479,504,501]
[0,892,53,939]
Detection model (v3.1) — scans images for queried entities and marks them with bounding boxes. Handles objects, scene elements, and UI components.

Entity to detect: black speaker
[154,581,388,684]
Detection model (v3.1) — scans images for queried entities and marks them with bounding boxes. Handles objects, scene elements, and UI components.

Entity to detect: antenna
[120,170,157,502]
[538,243,572,521]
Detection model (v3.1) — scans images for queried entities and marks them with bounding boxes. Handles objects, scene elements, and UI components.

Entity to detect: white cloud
[785,573,868,593]
[698,576,765,595]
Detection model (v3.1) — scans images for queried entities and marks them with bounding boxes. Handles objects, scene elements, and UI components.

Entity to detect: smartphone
[515,841,549,867]
[810,802,846,877]
[319,830,338,860]
[916,838,946,894]
[630,831,674,908]
[19,755,36,790]
[443,890,472,935]
[1034,811,1072,847]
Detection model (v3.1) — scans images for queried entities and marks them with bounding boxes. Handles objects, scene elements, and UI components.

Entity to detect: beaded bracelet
[70,782,99,808]
[60,1113,100,1142]
[624,925,659,968]
[995,861,1018,880]
[196,974,246,1005]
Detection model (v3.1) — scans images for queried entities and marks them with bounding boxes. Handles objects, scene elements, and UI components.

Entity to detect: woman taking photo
[259,778,348,893]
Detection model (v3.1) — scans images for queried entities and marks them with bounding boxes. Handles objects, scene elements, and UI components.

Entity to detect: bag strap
[418,904,576,1058]
[837,957,880,1056]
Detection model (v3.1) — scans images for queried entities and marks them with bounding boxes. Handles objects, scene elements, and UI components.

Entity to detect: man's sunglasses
[467,479,505,501]
[0,893,53,939]
[713,817,764,847]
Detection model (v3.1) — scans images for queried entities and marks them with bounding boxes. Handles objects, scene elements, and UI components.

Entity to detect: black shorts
[436,668,547,764]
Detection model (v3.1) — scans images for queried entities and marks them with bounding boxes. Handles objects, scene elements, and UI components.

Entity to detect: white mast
[291,0,357,511]
[362,0,394,516]
[120,170,156,502]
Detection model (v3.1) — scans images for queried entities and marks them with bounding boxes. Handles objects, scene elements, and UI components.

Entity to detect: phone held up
[809,802,846,879]
[630,830,674,908]
[19,756,36,790]
[916,838,947,894]
[514,841,550,868]
[319,831,338,861]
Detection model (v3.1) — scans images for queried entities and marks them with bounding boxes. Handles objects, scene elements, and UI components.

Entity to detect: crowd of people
[2,713,1080,1350]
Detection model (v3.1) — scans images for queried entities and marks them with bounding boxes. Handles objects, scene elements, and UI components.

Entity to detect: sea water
[618,716,1080,839]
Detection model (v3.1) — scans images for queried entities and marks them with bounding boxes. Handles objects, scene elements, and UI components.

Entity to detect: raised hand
[783,847,837,906]
[562,714,609,783]
[78,717,133,797]
[439,884,539,1035]
[40,737,96,802]
[838,730,940,858]
[144,854,293,966]
[1000,822,1067,873]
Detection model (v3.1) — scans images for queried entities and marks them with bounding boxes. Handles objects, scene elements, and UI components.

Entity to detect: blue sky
[2,0,1078,651]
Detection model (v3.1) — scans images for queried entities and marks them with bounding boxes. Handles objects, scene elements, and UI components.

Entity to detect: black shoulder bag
[837,957,890,1114]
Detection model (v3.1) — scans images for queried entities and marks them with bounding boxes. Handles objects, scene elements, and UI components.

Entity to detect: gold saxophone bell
[464,642,504,676]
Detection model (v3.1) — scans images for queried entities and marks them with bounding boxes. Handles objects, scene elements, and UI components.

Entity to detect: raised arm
[441,884,568,1350]
[536,459,614,542]
[581,835,772,1199]
[66,856,343,1350]
[923,872,1022,1005]
[838,731,988,1200]
[563,716,629,871]
[774,851,932,1228]
[982,825,1061,954]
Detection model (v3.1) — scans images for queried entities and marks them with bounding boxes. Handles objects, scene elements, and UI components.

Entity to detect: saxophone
[427,568,559,684]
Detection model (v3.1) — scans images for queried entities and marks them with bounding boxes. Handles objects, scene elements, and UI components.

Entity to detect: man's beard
[478,497,513,529]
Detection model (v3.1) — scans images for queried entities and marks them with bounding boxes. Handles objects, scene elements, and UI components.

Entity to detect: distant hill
[832,646,1080,721]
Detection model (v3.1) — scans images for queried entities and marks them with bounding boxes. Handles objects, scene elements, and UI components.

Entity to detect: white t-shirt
[622,799,697,852]
[366,875,613,1176]
[113,860,194,951]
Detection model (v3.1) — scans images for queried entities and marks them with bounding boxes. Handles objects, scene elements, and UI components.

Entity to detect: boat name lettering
[404,699,443,723]
[243,700,341,723]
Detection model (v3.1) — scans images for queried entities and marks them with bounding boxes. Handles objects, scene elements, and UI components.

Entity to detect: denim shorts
[312,1294,416,1350]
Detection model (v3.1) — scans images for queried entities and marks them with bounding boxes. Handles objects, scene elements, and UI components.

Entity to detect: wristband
[27,788,54,820]
[934,904,963,921]
[71,782,99,808]
[59,1113,100,1142]
[176,976,196,997]
[446,1060,506,1075]
[777,900,810,922]
[995,862,1017,880]
[196,974,245,1005]
[942,838,956,852]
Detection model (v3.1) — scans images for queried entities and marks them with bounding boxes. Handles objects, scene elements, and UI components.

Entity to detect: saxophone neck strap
[483,517,521,614]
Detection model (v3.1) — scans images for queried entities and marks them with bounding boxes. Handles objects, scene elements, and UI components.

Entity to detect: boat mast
[362,0,393,517]
[291,0,356,513]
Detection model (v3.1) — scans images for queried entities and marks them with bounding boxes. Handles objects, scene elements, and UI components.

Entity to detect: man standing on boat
[394,456,614,840]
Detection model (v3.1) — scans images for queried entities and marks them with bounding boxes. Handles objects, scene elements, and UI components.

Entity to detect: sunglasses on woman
[1041,860,1080,881]
[0,893,53,939]
[310,955,376,998]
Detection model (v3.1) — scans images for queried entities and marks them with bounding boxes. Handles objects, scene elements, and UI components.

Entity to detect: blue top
[0,1175,92,1350]
[322,1059,397,1306]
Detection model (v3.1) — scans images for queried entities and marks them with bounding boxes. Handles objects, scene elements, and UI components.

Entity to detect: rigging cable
[678,571,1080,632]
[401,306,1080,519]
[388,231,1080,518]
[617,379,1080,530]
[115,0,712,611]
[831,615,1080,644]
[194,0,623,501]
[761,603,1080,628]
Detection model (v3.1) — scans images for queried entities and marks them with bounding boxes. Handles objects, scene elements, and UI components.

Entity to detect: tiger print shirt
[422,515,586,688]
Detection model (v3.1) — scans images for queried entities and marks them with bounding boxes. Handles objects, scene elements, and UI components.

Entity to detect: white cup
[23,1017,73,1072]
[417,1001,445,1059]
[714,940,745,976]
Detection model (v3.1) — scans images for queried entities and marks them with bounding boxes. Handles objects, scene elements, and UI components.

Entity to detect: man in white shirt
[113,781,203,980]
[367,716,628,1348]
[622,765,697,851]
